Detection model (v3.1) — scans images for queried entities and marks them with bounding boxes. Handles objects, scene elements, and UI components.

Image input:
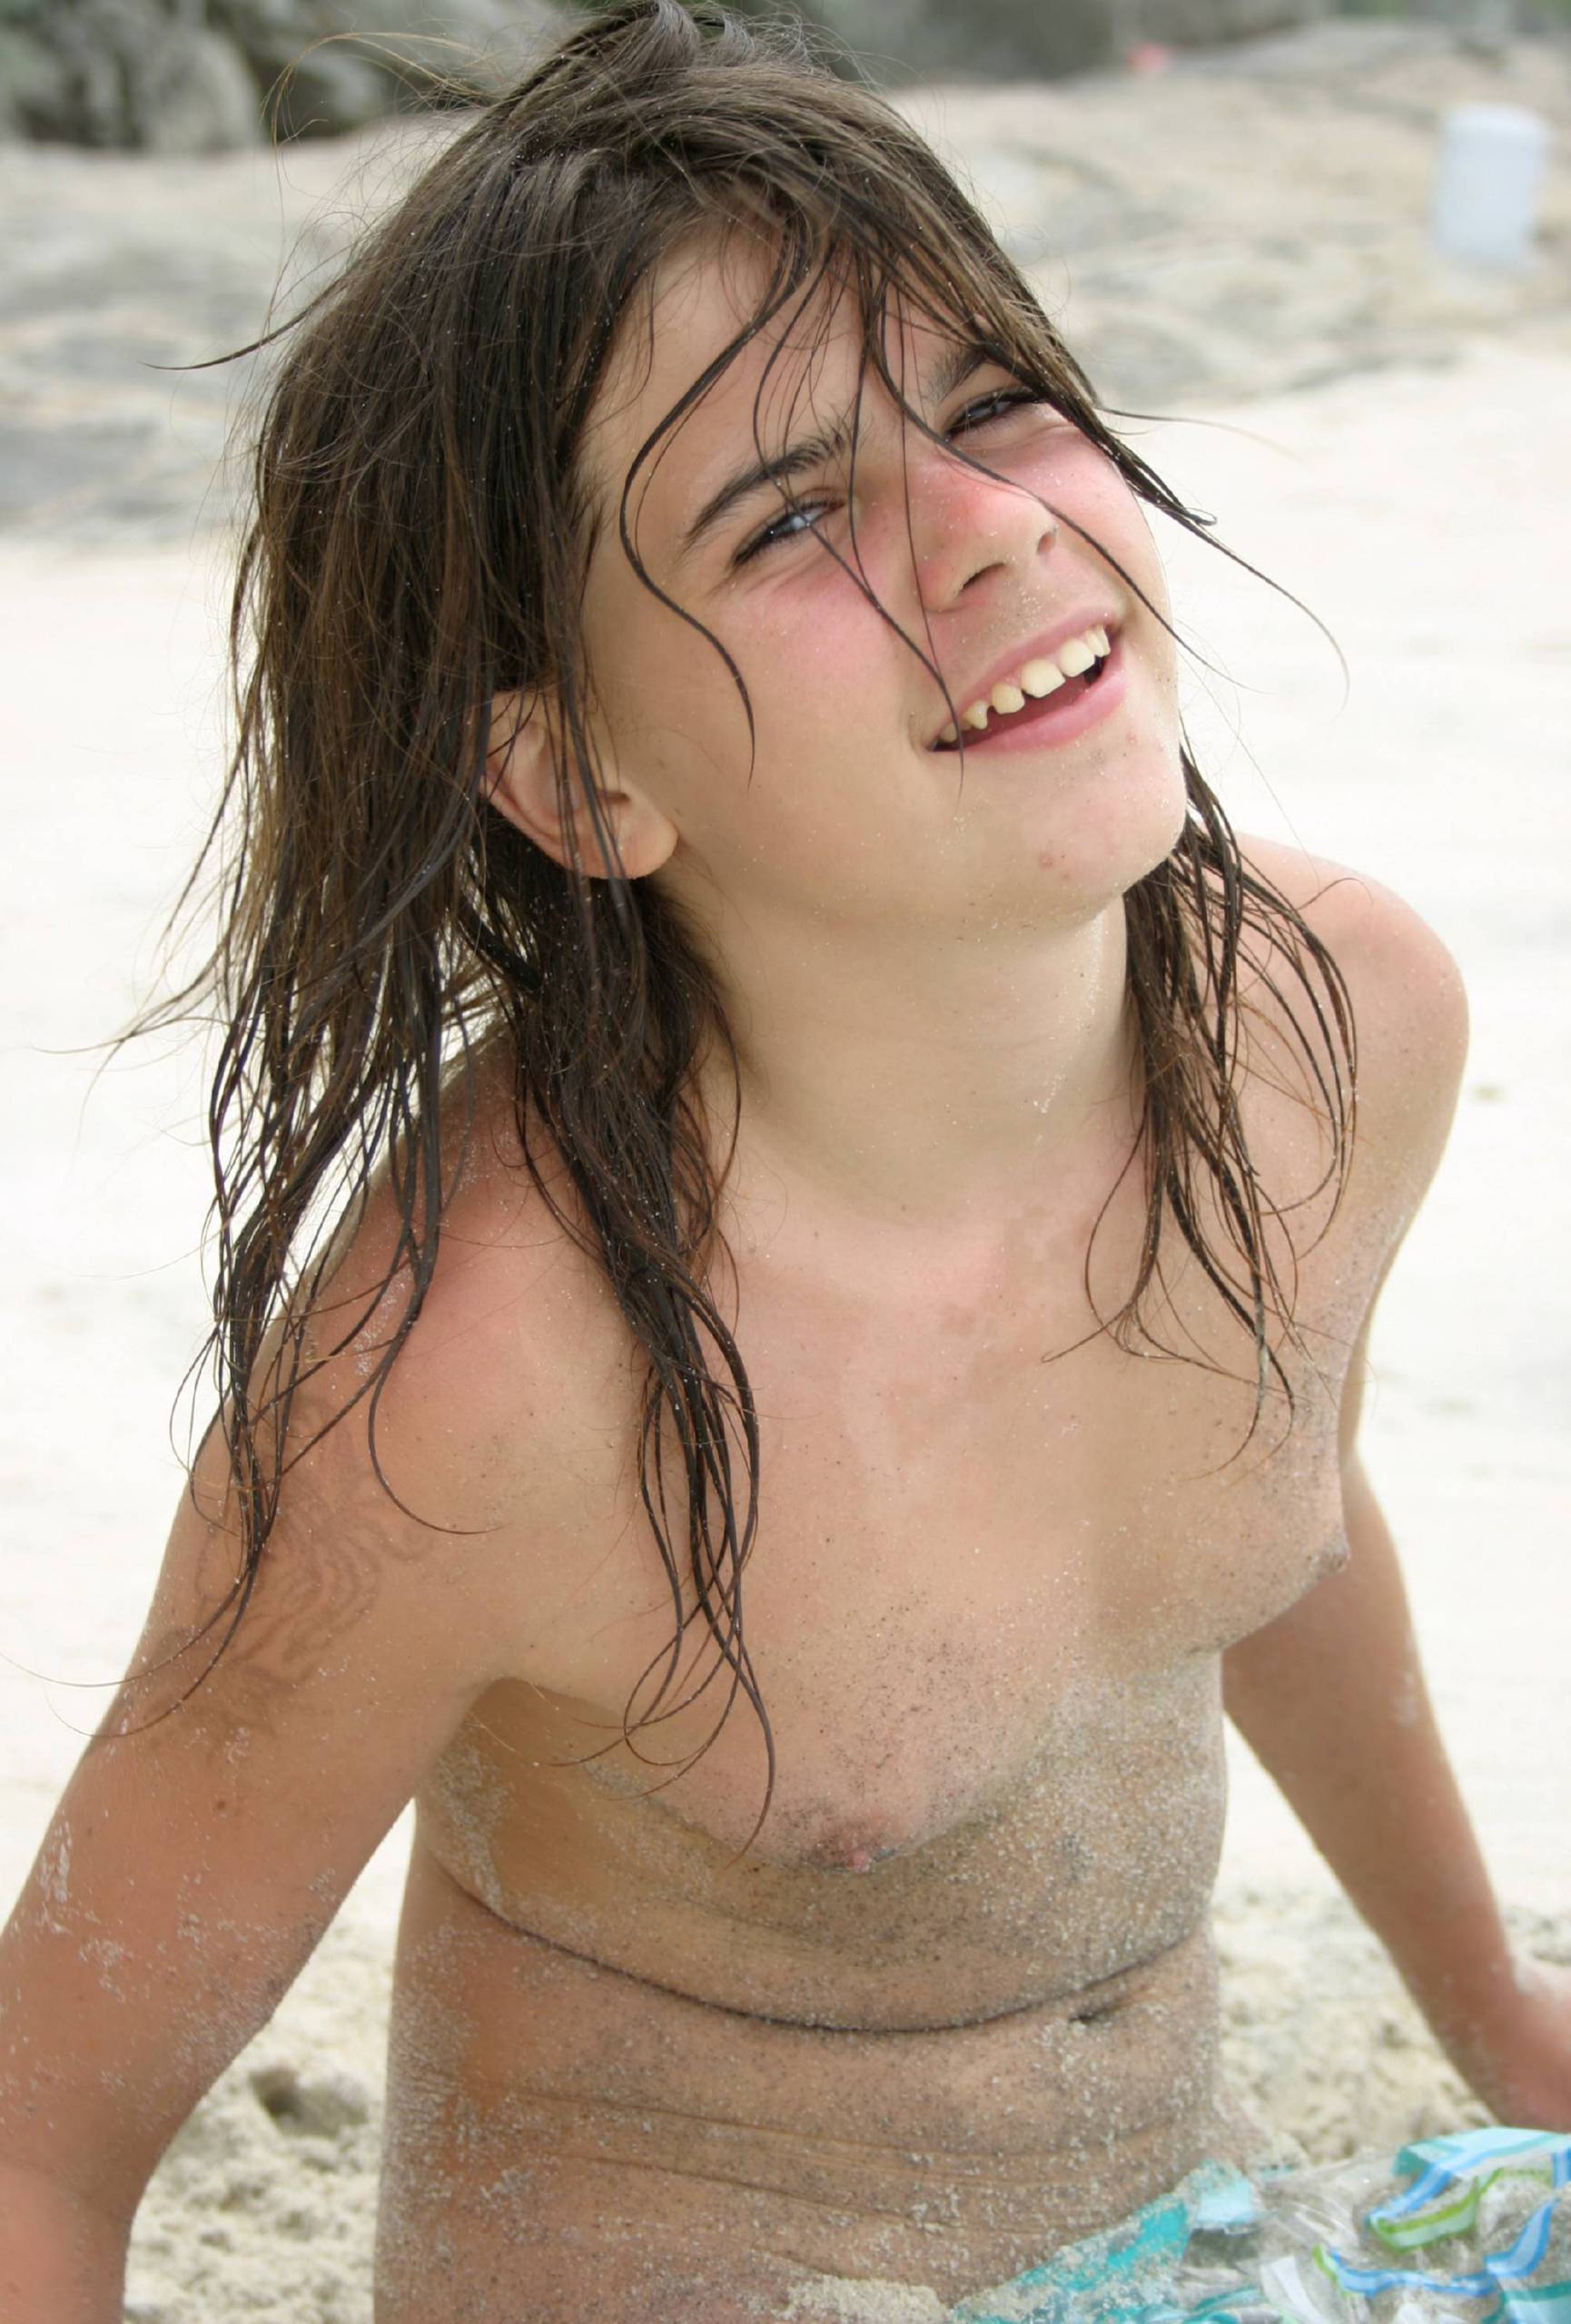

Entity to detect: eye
[730,391,1058,566]
[733,495,836,566]
[950,387,1055,434]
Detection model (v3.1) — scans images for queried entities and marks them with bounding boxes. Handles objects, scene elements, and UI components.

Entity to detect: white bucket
[1430,103,1552,269]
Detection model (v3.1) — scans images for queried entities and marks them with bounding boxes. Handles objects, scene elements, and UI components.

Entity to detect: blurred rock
[3,14,1566,542]
[1135,0,1332,45]
[0,4,264,147]
[804,0,1120,83]
[760,0,1332,84]
[0,26,68,143]
[217,0,564,139]
[0,0,1354,153]
[0,1,564,150]
[145,27,263,150]
[0,4,262,149]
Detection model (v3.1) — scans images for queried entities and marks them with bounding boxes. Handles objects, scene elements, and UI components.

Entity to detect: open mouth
[932,630,1121,754]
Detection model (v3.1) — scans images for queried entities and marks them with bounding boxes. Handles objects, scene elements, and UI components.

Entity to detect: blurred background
[1,0,1568,534]
[4,0,1571,151]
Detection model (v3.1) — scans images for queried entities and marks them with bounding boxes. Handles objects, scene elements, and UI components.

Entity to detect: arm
[0,2166,132,2324]
[1225,1405,1571,2125]
[0,1207,553,2310]
[1222,872,1571,2124]
[1223,1435,1525,2093]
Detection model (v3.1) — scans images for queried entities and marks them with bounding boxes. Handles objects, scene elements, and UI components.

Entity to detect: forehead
[578,231,963,551]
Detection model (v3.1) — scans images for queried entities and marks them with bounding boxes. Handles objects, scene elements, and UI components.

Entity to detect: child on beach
[1,3,1568,2317]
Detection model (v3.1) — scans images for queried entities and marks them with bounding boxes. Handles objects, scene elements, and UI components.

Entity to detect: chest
[524,1210,1362,1881]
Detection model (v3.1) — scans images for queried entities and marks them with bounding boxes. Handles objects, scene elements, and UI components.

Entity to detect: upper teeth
[940,625,1112,743]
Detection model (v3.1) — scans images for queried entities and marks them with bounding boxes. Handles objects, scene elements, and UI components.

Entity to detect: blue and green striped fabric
[949,2130,1571,2324]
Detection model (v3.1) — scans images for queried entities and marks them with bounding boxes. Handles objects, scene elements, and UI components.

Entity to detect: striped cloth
[950,2129,1571,2323]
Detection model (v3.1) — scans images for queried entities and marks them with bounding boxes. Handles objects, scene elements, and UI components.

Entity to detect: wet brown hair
[124,0,1354,1845]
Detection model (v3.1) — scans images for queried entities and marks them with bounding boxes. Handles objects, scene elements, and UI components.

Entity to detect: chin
[1033,748,1191,910]
[1131,766,1194,886]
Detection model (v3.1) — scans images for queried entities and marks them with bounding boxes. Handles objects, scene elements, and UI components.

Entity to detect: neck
[695,901,1141,1248]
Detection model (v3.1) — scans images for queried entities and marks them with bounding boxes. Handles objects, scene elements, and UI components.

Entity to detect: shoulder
[206,1041,636,1698]
[347,1042,633,1438]
[1235,832,1468,1213]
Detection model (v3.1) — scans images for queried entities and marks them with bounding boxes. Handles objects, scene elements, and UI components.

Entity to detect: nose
[907,439,1061,614]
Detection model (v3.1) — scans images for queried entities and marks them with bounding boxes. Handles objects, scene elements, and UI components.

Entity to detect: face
[564,234,1187,950]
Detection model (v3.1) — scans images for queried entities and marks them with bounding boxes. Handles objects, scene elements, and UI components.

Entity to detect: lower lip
[931,635,1129,759]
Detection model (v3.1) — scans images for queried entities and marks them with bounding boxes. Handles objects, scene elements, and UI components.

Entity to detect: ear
[483,688,678,881]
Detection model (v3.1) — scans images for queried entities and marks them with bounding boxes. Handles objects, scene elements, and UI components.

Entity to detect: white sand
[2,58,1569,2324]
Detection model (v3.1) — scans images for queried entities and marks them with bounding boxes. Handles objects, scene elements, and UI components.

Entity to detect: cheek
[667,577,901,798]
[585,592,745,789]
[1075,467,1165,591]
[1128,537,1174,655]
[750,601,893,743]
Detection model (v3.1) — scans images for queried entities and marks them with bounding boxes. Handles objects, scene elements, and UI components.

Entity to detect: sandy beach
[1,21,1568,2319]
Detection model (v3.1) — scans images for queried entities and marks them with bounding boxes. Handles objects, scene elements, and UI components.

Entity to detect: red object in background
[1125,41,1175,73]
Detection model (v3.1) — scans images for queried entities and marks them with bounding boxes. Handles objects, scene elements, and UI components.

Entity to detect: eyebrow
[675,336,996,565]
